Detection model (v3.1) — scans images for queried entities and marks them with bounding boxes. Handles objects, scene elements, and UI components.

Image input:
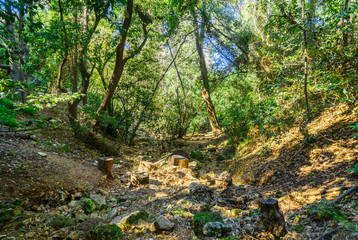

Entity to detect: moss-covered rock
[82,198,96,213]
[193,211,223,236]
[87,224,123,240]
[111,209,149,231]
[203,221,230,237]
[167,205,193,218]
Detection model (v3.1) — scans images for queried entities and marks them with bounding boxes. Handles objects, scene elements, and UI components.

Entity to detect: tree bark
[191,8,221,134]
[92,0,135,131]
[302,0,310,130]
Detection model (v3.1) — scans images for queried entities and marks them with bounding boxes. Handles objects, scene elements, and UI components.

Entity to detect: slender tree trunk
[342,0,349,77]
[191,8,221,133]
[302,0,310,135]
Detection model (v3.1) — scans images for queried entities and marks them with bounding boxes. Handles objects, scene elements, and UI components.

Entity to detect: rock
[151,215,174,231]
[189,160,203,170]
[216,171,232,188]
[25,232,36,238]
[37,152,47,157]
[74,211,87,221]
[189,183,214,203]
[90,193,107,208]
[108,207,121,219]
[130,171,149,187]
[138,161,155,173]
[82,198,96,213]
[111,209,149,231]
[87,224,124,240]
[68,200,81,210]
[45,214,77,230]
[193,211,223,237]
[202,221,230,237]
[76,218,107,234]
[66,231,79,240]
[254,198,287,239]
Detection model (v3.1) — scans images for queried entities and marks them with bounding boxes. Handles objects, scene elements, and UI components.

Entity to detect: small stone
[90,193,106,208]
[65,231,79,240]
[38,152,47,157]
[25,232,36,238]
[151,215,175,231]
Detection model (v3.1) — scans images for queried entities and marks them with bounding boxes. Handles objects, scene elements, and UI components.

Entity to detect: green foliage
[350,123,358,138]
[190,151,204,160]
[306,199,343,220]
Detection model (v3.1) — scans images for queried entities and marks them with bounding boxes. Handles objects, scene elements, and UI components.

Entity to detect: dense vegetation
[1,0,357,148]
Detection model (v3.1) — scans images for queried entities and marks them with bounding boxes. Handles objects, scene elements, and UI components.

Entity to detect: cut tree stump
[98,157,114,179]
[171,150,190,159]
[255,198,287,239]
[130,171,149,187]
[169,155,189,169]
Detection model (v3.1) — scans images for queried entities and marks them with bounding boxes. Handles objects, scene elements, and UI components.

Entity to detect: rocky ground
[0,104,357,240]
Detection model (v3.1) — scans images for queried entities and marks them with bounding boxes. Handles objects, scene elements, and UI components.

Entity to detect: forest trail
[0,104,357,239]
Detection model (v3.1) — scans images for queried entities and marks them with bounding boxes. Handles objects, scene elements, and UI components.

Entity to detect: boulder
[111,209,149,231]
[193,211,224,237]
[151,215,174,231]
[203,221,230,237]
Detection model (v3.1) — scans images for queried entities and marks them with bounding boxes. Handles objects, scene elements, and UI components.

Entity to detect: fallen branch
[333,184,358,203]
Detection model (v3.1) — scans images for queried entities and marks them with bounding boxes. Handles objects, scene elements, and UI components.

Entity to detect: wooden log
[98,157,114,180]
[255,198,287,239]
[130,171,149,187]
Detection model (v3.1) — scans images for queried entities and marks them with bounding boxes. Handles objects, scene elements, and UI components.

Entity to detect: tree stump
[215,171,232,188]
[178,158,189,168]
[169,155,189,169]
[98,157,114,179]
[171,150,190,159]
[130,171,149,187]
[255,198,287,239]
[138,161,155,173]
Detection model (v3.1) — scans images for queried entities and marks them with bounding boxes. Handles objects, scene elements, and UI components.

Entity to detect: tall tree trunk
[92,0,152,131]
[191,8,221,133]
[56,0,69,93]
[302,0,310,135]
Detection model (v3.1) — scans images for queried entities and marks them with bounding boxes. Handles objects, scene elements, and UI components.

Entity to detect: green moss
[193,212,223,236]
[82,198,96,213]
[168,205,193,218]
[88,224,123,240]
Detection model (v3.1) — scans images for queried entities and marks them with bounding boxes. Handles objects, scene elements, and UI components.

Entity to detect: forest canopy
[1,0,357,147]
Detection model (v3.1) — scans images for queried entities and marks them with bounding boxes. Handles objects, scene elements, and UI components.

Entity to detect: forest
[0,0,357,239]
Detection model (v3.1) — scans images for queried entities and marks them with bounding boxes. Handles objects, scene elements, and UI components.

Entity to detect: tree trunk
[191,8,221,134]
[302,0,310,136]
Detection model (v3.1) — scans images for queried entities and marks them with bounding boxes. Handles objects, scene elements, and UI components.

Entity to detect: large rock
[151,215,174,231]
[216,171,232,189]
[203,221,230,237]
[87,224,123,240]
[193,211,224,237]
[90,193,107,208]
[111,209,149,231]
